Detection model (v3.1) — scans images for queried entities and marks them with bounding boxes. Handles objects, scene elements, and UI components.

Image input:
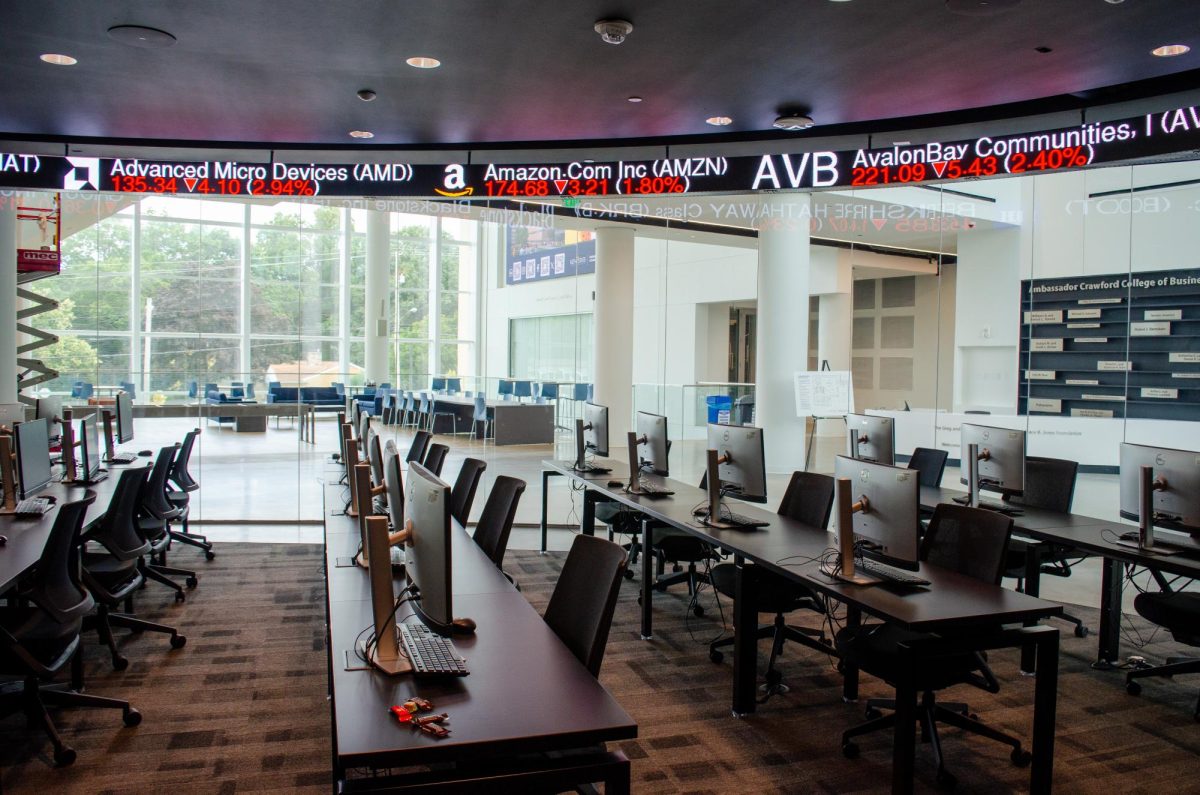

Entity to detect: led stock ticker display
[3,105,1200,199]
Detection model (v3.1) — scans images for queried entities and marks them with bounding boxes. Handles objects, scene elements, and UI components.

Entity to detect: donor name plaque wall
[1018,267,1200,421]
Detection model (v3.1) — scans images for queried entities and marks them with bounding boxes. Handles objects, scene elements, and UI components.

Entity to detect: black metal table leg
[891,641,918,794]
[842,605,860,703]
[582,489,595,537]
[731,556,757,716]
[540,470,552,553]
[1031,628,1059,794]
[1021,540,1043,674]
[640,519,653,640]
[1095,555,1124,668]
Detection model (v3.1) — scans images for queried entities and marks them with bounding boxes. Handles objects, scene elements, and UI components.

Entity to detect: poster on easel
[794,370,855,418]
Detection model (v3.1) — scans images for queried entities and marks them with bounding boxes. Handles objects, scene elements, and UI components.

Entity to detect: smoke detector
[594,19,633,45]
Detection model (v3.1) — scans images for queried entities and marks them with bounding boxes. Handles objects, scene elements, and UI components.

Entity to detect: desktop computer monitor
[36,396,62,432]
[1119,443,1200,533]
[431,377,446,392]
[706,423,767,504]
[384,446,405,533]
[14,418,53,499]
[446,377,461,393]
[405,461,454,636]
[357,409,371,452]
[584,402,609,457]
[367,431,387,510]
[846,413,894,466]
[76,413,103,483]
[634,411,670,476]
[498,379,514,398]
[115,390,134,444]
[959,423,1025,496]
[834,455,921,571]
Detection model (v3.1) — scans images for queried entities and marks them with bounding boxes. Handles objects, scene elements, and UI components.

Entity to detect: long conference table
[425,394,555,445]
[322,476,636,792]
[541,459,1063,794]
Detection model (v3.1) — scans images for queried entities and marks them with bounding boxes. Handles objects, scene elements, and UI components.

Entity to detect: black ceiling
[2,0,1198,150]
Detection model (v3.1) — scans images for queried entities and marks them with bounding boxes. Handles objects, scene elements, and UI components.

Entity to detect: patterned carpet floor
[2,543,1198,793]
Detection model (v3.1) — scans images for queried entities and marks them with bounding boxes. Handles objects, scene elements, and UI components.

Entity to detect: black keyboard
[857,558,931,587]
[399,622,469,677]
[109,451,139,464]
[951,495,1022,516]
[692,506,769,529]
[572,462,611,474]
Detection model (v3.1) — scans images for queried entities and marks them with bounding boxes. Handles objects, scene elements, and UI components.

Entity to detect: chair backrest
[1003,456,1078,513]
[907,447,949,489]
[141,444,182,521]
[406,430,432,463]
[473,395,487,420]
[540,382,558,399]
[423,443,449,476]
[451,457,488,525]
[187,380,199,398]
[572,382,589,401]
[514,380,532,398]
[245,383,255,399]
[498,379,514,396]
[777,471,835,529]
[472,475,526,568]
[543,534,628,678]
[921,503,1013,585]
[171,428,200,491]
[120,380,136,398]
[91,467,153,561]
[34,492,98,626]
[79,382,94,398]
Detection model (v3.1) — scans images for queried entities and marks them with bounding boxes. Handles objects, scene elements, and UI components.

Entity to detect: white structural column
[593,226,636,439]
[0,205,17,404]
[755,194,812,473]
[817,255,853,371]
[364,209,389,383]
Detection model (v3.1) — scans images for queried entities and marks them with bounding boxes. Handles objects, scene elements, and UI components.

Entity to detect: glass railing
[632,382,755,441]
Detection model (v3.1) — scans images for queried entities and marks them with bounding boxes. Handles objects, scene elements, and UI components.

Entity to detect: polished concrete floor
[130,412,1180,615]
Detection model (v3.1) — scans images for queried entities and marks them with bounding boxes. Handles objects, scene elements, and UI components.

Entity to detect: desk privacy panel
[1018,267,1200,421]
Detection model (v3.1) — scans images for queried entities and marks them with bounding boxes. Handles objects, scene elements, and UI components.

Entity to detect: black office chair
[472,476,526,573]
[423,443,450,477]
[450,457,488,526]
[1125,591,1200,720]
[837,503,1028,790]
[166,428,214,560]
[907,447,948,488]
[708,471,835,696]
[137,445,199,603]
[1002,456,1088,638]
[543,534,628,677]
[406,430,432,463]
[82,466,186,670]
[0,492,141,766]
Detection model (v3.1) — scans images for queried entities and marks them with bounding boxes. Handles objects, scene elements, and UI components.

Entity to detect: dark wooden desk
[322,480,636,791]
[542,459,1062,794]
[919,485,1200,668]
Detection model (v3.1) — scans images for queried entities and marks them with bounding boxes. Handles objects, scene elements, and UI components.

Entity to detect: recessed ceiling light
[40,53,77,66]
[627,96,643,103]
[107,25,177,48]
[406,56,441,69]
[706,116,733,126]
[774,114,815,131]
[349,130,375,139]
[1151,44,1190,57]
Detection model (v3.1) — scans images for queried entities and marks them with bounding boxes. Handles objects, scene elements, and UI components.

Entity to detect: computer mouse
[450,617,477,635]
[138,450,153,457]
[607,480,623,488]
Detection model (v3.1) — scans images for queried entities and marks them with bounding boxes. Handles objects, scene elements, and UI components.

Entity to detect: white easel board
[793,371,854,417]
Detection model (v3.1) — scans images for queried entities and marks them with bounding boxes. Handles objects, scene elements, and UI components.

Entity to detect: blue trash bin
[706,395,733,424]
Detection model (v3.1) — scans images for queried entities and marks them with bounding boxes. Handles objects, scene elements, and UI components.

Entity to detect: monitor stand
[0,436,18,514]
[699,448,741,530]
[820,477,879,585]
[1115,465,1177,556]
[361,516,413,676]
[625,431,645,494]
[966,442,981,508]
[102,409,117,463]
[573,418,586,470]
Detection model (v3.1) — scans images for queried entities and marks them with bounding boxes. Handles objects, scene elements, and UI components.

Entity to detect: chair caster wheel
[709,649,724,664]
[1011,748,1032,767]
[636,594,643,606]
[765,669,783,688]
[186,576,198,589]
[936,770,957,790]
[174,592,186,604]
[205,551,215,561]
[836,660,846,675]
[692,604,705,617]
[1074,625,1089,638]
[112,655,128,671]
[123,707,142,727]
[842,741,859,759]
[1126,680,1142,696]
[622,569,635,580]
[170,634,187,649]
[864,706,882,720]
[54,747,77,767]
[653,583,667,592]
